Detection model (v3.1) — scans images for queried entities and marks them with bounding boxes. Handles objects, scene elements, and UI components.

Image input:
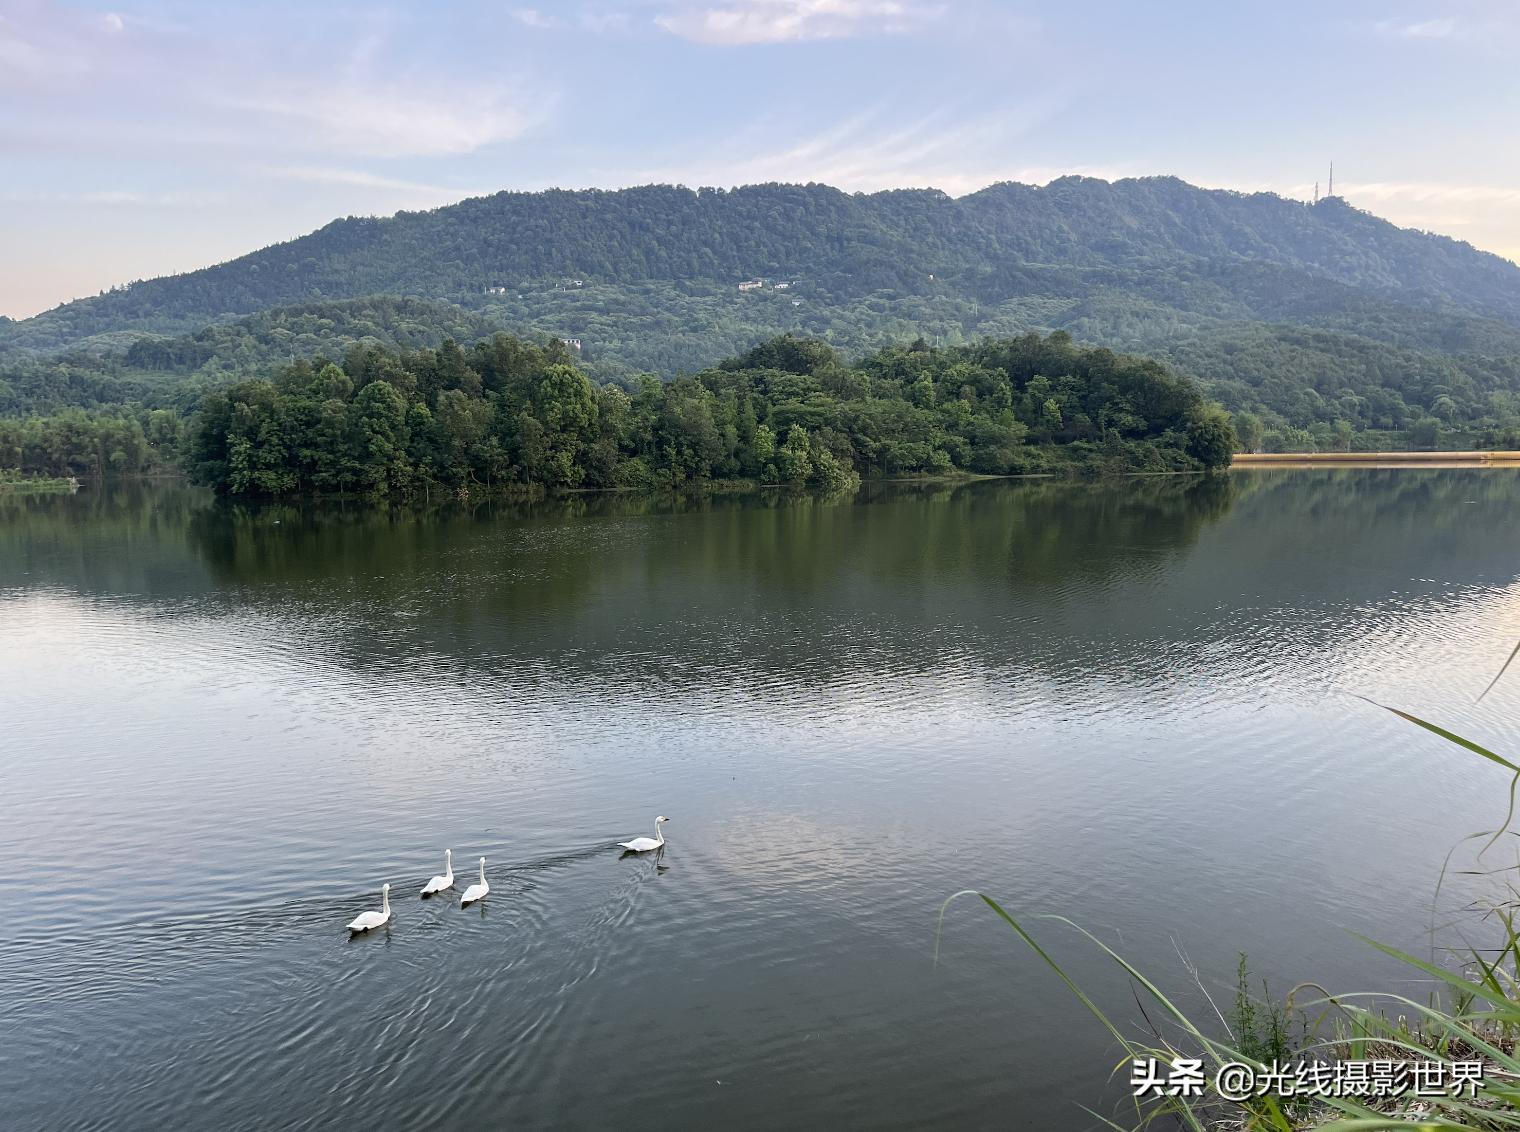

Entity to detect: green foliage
[1228,953,1296,1066]
[0,409,181,477]
[1185,404,1239,469]
[1162,323,1520,437]
[935,683,1520,1129]
[0,297,508,419]
[183,331,1227,495]
[7,183,1520,435]
[122,296,502,373]
[1233,411,1265,453]
[7,180,1519,357]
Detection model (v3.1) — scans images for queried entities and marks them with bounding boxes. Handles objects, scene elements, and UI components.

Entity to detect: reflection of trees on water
[10,470,1518,694]
[160,475,1250,688]
[0,481,217,597]
[4,475,1243,612]
[1229,467,1520,544]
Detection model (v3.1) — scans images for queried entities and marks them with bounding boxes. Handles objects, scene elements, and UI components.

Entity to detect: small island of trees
[182,331,1236,496]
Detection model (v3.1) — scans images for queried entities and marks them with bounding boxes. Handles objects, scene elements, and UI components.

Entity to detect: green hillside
[6,179,1520,370]
[0,297,508,416]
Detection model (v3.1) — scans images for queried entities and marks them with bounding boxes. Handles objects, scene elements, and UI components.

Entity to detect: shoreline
[1233,450,1520,467]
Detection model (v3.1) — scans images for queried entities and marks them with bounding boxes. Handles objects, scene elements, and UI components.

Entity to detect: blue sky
[1,0,1516,318]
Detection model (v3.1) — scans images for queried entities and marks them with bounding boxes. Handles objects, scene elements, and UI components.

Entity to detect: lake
[3,470,1519,1130]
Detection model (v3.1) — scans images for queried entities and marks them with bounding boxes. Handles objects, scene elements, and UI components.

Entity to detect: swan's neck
[655,824,664,846]
[382,888,390,914]
[479,862,486,884]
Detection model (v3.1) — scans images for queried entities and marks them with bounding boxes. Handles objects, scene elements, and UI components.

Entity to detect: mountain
[5,177,1520,446]
[7,178,1519,355]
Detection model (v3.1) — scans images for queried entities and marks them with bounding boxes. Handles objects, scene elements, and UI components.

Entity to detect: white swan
[421,849,453,896]
[347,883,391,933]
[460,857,489,906]
[619,816,669,853]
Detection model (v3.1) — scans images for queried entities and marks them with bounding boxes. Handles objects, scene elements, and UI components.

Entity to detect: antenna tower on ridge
[1314,181,1319,204]
[1328,161,1334,198]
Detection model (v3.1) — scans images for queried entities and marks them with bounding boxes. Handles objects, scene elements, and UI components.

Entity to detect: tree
[351,380,411,492]
[1184,405,1238,470]
[1232,411,1264,453]
[529,364,600,487]
[1410,417,1440,449]
[170,330,1248,494]
[1040,398,1063,437]
[777,425,813,482]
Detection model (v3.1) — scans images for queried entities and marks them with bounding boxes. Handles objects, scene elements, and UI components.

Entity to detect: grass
[937,689,1520,1129]
[0,470,78,493]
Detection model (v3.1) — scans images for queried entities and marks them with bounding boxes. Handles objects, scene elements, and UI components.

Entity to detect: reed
[939,698,1520,1129]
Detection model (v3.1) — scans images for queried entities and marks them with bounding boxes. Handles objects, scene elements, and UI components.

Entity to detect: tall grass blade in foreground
[940,685,1520,1129]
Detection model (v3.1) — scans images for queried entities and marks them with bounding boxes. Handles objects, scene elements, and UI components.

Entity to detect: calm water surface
[4,471,1520,1130]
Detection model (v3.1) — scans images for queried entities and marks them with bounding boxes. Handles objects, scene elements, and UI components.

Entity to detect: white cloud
[0,188,227,207]
[513,8,560,28]
[1377,17,1455,38]
[263,166,468,193]
[514,7,631,33]
[238,82,536,158]
[1343,181,1520,208]
[579,10,633,32]
[0,2,546,158]
[260,167,492,212]
[656,0,939,45]
[624,96,1075,193]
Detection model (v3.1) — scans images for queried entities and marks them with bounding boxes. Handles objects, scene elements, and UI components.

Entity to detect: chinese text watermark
[1131,1057,1485,1101]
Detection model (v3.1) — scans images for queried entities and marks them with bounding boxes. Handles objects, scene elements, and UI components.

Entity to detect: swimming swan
[619,817,669,853]
[421,849,454,896]
[347,883,391,933]
[460,857,489,906]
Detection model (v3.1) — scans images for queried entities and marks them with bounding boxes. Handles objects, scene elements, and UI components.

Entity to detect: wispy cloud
[1345,181,1520,207]
[261,168,486,211]
[656,0,940,45]
[1376,17,1455,38]
[264,166,488,200]
[237,82,537,158]
[621,94,1078,193]
[513,8,561,28]
[0,1,547,157]
[0,188,228,207]
[513,8,633,33]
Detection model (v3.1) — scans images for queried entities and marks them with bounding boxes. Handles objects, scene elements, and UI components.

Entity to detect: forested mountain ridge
[6,178,1519,366]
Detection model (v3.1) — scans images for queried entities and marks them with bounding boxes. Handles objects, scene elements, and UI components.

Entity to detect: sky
[1,0,1517,319]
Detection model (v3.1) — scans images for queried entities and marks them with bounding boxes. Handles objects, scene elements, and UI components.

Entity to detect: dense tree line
[185,331,1235,496]
[0,409,183,477]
